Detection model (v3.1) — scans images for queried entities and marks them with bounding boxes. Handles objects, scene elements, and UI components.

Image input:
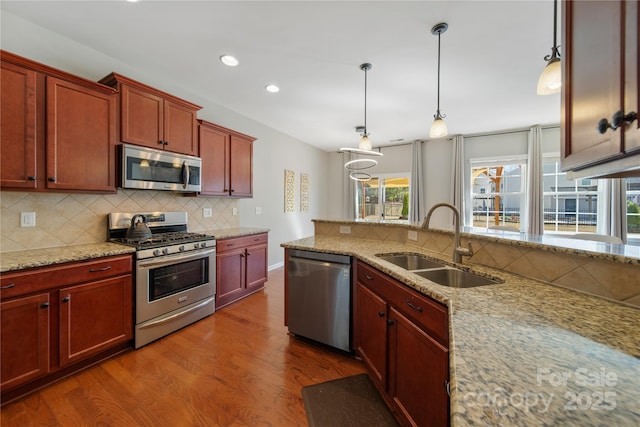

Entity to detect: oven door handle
[137,247,216,268]
[137,297,215,330]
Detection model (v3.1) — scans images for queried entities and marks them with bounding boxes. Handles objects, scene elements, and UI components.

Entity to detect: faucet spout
[422,202,473,264]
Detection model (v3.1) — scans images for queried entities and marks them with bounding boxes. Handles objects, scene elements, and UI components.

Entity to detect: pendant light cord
[545,0,561,61]
[363,66,368,135]
[436,30,441,116]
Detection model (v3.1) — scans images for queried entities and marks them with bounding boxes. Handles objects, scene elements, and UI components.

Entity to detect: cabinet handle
[378,311,385,317]
[40,302,50,309]
[387,319,395,326]
[27,176,36,181]
[62,296,71,303]
[445,380,450,396]
[1,283,16,289]
[598,110,638,134]
[48,177,56,182]
[364,274,374,281]
[405,298,423,312]
[89,266,112,273]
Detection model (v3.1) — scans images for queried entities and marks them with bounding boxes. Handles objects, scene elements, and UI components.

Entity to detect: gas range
[108,212,215,259]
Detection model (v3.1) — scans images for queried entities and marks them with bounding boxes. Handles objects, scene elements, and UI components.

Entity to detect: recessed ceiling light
[265,84,280,93]
[220,55,239,67]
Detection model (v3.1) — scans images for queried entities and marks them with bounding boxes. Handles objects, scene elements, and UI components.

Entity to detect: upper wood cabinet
[100,73,201,156]
[1,51,117,193]
[562,0,639,178]
[198,120,256,197]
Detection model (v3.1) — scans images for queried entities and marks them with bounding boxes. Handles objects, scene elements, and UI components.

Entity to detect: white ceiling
[1,0,562,152]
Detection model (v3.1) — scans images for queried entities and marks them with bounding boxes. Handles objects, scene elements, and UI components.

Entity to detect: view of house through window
[471,163,524,229]
[355,174,410,222]
[543,160,598,233]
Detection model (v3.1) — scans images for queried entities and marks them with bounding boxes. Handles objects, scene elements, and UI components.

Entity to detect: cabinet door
[624,1,639,153]
[58,276,132,367]
[1,61,38,189]
[1,293,50,391]
[164,100,198,156]
[246,243,268,291]
[46,77,116,192]
[215,247,246,309]
[229,134,253,197]
[354,282,388,388]
[388,307,449,427]
[199,124,230,196]
[562,0,625,170]
[120,83,164,149]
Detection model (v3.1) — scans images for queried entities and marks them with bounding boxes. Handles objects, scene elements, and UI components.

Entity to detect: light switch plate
[255,207,262,215]
[232,207,238,216]
[203,208,212,218]
[21,212,36,227]
[408,230,418,241]
[339,225,351,234]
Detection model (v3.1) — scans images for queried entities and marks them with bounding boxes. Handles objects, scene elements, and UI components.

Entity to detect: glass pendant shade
[429,116,448,138]
[359,134,372,151]
[537,57,561,95]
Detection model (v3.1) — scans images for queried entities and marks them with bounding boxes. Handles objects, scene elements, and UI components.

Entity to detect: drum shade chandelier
[537,0,561,95]
[340,63,382,182]
[429,23,449,139]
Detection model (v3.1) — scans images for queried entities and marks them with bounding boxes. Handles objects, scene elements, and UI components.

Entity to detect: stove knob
[179,245,186,252]
[153,249,162,257]
[201,241,207,248]
[194,242,200,249]
[162,248,170,255]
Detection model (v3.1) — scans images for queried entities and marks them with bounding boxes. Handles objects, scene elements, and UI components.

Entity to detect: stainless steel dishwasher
[287,249,352,352]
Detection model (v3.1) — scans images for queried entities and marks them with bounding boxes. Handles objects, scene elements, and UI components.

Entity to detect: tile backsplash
[0,190,238,252]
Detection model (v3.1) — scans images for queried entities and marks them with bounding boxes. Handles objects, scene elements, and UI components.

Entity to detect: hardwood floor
[1,267,367,426]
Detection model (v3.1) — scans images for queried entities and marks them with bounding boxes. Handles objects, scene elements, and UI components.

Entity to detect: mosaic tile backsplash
[314,222,640,308]
[0,190,239,252]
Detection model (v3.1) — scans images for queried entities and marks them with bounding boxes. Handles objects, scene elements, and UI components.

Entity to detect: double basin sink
[376,253,502,288]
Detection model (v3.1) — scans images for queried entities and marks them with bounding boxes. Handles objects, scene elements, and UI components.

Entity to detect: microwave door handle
[181,161,189,189]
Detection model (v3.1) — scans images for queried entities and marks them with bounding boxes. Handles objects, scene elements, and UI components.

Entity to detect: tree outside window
[355,174,410,222]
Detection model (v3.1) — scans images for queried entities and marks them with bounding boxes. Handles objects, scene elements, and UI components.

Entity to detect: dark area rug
[301,373,400,427]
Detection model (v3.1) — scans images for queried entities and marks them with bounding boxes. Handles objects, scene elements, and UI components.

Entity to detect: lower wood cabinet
[0,254,133,400]
[354,260,449,427]
[216,233,268,309]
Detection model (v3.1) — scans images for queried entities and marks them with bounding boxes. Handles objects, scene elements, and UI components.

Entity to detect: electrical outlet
[339,225,351,234]
[203,208,212,218]
[232,207,238,216]
[255,207,262,215]
[408,230,418,241]
[21,212,36,227]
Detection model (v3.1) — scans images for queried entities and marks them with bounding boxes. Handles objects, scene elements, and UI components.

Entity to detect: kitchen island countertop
[281,235,640,427]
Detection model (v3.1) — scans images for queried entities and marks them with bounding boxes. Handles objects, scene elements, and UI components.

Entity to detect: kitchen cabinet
[215,233,268,309]
[100,73,202,156]
[198,120,256,197]
[354,260,449,427]
[1,51,117,193]
[0,254,132,400]
[561,0,639,178]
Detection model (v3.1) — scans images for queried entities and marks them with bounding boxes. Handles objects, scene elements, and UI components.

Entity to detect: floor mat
[301,373,400,427]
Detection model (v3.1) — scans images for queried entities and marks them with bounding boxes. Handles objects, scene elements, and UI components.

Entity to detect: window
[471,163,525,229]
[543,160,597,233]
[355,174,410,222]
[627,177,640,239]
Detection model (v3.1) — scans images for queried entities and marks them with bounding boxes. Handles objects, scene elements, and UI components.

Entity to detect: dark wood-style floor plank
[1,267,366,426]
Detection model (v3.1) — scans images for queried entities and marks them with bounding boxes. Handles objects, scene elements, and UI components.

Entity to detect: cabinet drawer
[1,255,132,299]
[217,233,268,253]
[357,261,448,345]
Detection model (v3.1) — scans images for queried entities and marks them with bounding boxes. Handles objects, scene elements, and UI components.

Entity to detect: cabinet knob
[597,110,638,134]
[40,302,50,309]
[48,177,56,182]
[27,176,36,181]
[378,311,385,317]
[62,296,71,303]
[164,141,169,146]
[387,319,395,326]
[158,140,164,145]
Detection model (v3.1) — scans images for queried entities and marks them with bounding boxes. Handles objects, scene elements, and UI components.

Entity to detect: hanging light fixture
[537,0,561,95]
[429,23,448,139]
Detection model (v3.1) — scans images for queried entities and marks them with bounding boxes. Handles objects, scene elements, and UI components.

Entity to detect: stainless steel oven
[108,212,215,349]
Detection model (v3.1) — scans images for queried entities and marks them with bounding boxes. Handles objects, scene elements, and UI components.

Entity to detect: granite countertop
[281,235,640,426]
[0,228,269,273]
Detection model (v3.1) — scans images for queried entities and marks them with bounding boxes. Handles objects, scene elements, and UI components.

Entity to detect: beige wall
[0,190,238,252]
[314,222,640,309]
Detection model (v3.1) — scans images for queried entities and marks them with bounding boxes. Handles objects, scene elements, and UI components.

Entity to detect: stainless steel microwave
[120,144,202,192]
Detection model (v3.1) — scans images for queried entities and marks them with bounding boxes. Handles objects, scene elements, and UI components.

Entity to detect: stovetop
[112,231,214,250]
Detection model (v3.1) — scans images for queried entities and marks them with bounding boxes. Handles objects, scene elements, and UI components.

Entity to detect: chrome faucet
[422,202,473,263]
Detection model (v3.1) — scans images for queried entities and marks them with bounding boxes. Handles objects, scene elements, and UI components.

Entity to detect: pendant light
[537,0,561,95]
[429,23,448,139]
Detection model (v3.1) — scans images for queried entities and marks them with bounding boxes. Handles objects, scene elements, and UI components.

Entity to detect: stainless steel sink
[413,268,502,288]
[376,253,446,270]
